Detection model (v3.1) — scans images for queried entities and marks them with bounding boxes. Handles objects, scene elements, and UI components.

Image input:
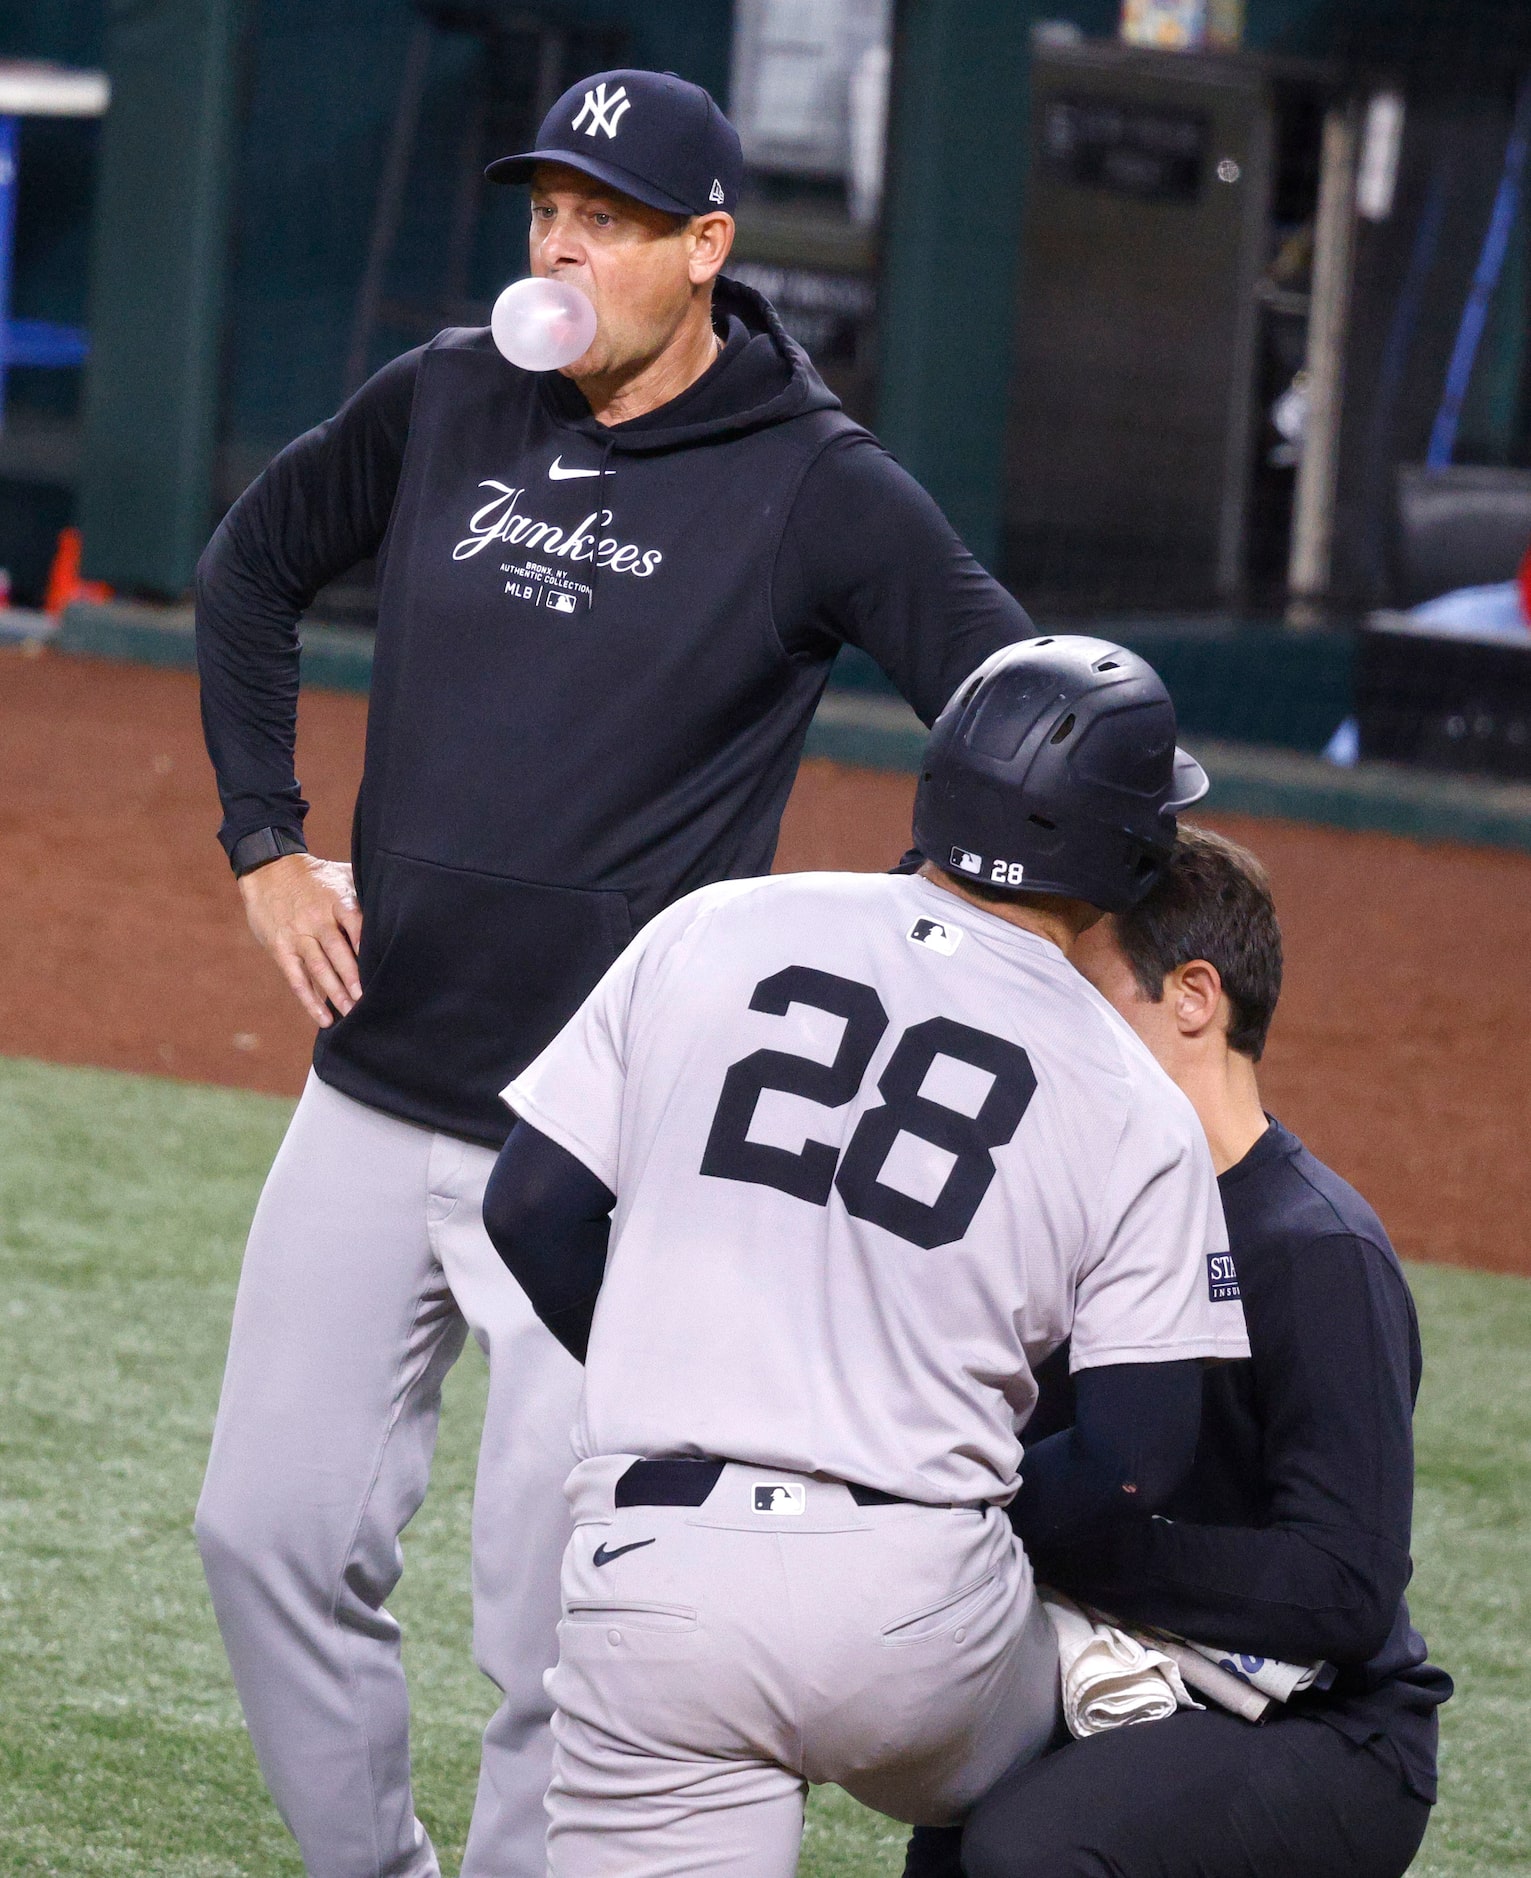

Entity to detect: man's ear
[1168,959,1226,1040]
[687,212,734,284]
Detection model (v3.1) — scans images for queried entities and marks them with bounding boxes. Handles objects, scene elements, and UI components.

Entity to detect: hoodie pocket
[317,848,633,1142]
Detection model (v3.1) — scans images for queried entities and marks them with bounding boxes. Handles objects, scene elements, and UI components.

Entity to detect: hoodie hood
[536,276,841,453]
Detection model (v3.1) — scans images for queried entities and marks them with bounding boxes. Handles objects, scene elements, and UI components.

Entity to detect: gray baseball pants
[545,1457,1062,1878]
[194,1072,581,1878]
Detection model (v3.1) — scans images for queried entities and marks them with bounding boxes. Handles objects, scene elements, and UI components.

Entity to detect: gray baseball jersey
[505,870,1247,1506]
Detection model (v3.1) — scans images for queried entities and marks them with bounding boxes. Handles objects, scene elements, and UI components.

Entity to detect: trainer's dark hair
[1113,825,1283,1061]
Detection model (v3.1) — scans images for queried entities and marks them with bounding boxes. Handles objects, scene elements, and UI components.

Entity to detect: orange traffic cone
[43,527,114,617]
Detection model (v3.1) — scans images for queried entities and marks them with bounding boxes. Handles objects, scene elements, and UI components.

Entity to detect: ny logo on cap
[572,82,630,140]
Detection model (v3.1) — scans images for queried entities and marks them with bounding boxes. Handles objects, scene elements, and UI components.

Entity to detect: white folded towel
[1041,1590,1332,1734]
[1040,1593,1198,1738]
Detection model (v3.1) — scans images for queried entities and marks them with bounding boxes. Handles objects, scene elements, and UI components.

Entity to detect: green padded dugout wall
[876,0,1037,571]
[78,0,247,597]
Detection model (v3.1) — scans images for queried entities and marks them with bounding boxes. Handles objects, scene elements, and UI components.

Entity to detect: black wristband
[231,827,309,878]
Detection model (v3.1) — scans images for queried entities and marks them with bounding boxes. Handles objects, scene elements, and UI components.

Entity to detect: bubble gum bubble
[490,277,598,372]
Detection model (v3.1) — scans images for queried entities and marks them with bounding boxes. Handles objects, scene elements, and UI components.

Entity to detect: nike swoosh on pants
[592,1538,656,1568]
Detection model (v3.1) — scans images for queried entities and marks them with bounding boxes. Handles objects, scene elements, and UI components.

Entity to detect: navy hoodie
[196,279,1031,1143]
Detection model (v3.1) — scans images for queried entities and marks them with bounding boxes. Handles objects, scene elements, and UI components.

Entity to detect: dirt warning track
[2,646,1528,1276]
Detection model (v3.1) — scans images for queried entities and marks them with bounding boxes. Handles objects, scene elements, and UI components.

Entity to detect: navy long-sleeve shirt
[1029,1119,1451,1803]
[196,278,1031,1144]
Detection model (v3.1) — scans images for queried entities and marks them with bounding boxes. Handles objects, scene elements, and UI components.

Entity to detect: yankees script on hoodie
[196,279,1032,1144]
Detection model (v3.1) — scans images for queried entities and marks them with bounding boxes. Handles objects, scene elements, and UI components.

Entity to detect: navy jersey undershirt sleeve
[771,433,1034,723]
[1034,1232,1419,1666]
[483,1120,615,1362]
[195,348,420,859]
[1009,1360,1204,1548]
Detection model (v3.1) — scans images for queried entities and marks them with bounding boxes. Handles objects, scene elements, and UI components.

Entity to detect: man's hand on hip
[239,854,363,1028]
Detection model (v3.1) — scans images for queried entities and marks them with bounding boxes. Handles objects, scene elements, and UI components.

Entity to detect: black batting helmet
[912,636,1209,913]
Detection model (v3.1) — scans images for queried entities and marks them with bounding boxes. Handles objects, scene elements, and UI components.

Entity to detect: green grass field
[1,1058,1526,1876]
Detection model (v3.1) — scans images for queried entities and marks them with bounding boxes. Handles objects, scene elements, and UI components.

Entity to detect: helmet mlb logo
[753,1483,806,1515]
[572,82,630,140]
[949,846,983,876]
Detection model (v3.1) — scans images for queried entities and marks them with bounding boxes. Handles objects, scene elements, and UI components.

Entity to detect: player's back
[508,869,1238,1505]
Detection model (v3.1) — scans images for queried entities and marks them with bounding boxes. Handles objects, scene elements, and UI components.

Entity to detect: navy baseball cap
[485,69,742,218]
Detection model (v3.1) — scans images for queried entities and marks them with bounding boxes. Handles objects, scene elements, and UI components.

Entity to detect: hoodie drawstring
[588,432,617,622]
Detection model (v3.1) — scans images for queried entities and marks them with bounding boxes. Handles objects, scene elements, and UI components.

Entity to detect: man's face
[1071,918,1181,1069]
[527,164,722,378]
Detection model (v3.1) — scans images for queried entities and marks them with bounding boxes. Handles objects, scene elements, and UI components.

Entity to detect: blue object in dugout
[0,109,94,429]
[1407,580,1530,640]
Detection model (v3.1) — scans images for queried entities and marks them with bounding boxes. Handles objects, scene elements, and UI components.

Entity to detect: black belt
[615,1457,914,1510]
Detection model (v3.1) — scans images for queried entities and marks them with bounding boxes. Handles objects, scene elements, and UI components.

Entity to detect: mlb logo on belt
[753,1483,806,1515]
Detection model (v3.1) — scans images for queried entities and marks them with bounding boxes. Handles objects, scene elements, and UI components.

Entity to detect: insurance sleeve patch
[1207,1252,1242,1302]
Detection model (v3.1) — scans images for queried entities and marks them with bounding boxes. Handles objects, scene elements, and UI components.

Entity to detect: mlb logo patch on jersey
[752,1483,806,1516]
[949,846,983,876]
[1207,1253,1241,1302]
[908,917,963,956]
